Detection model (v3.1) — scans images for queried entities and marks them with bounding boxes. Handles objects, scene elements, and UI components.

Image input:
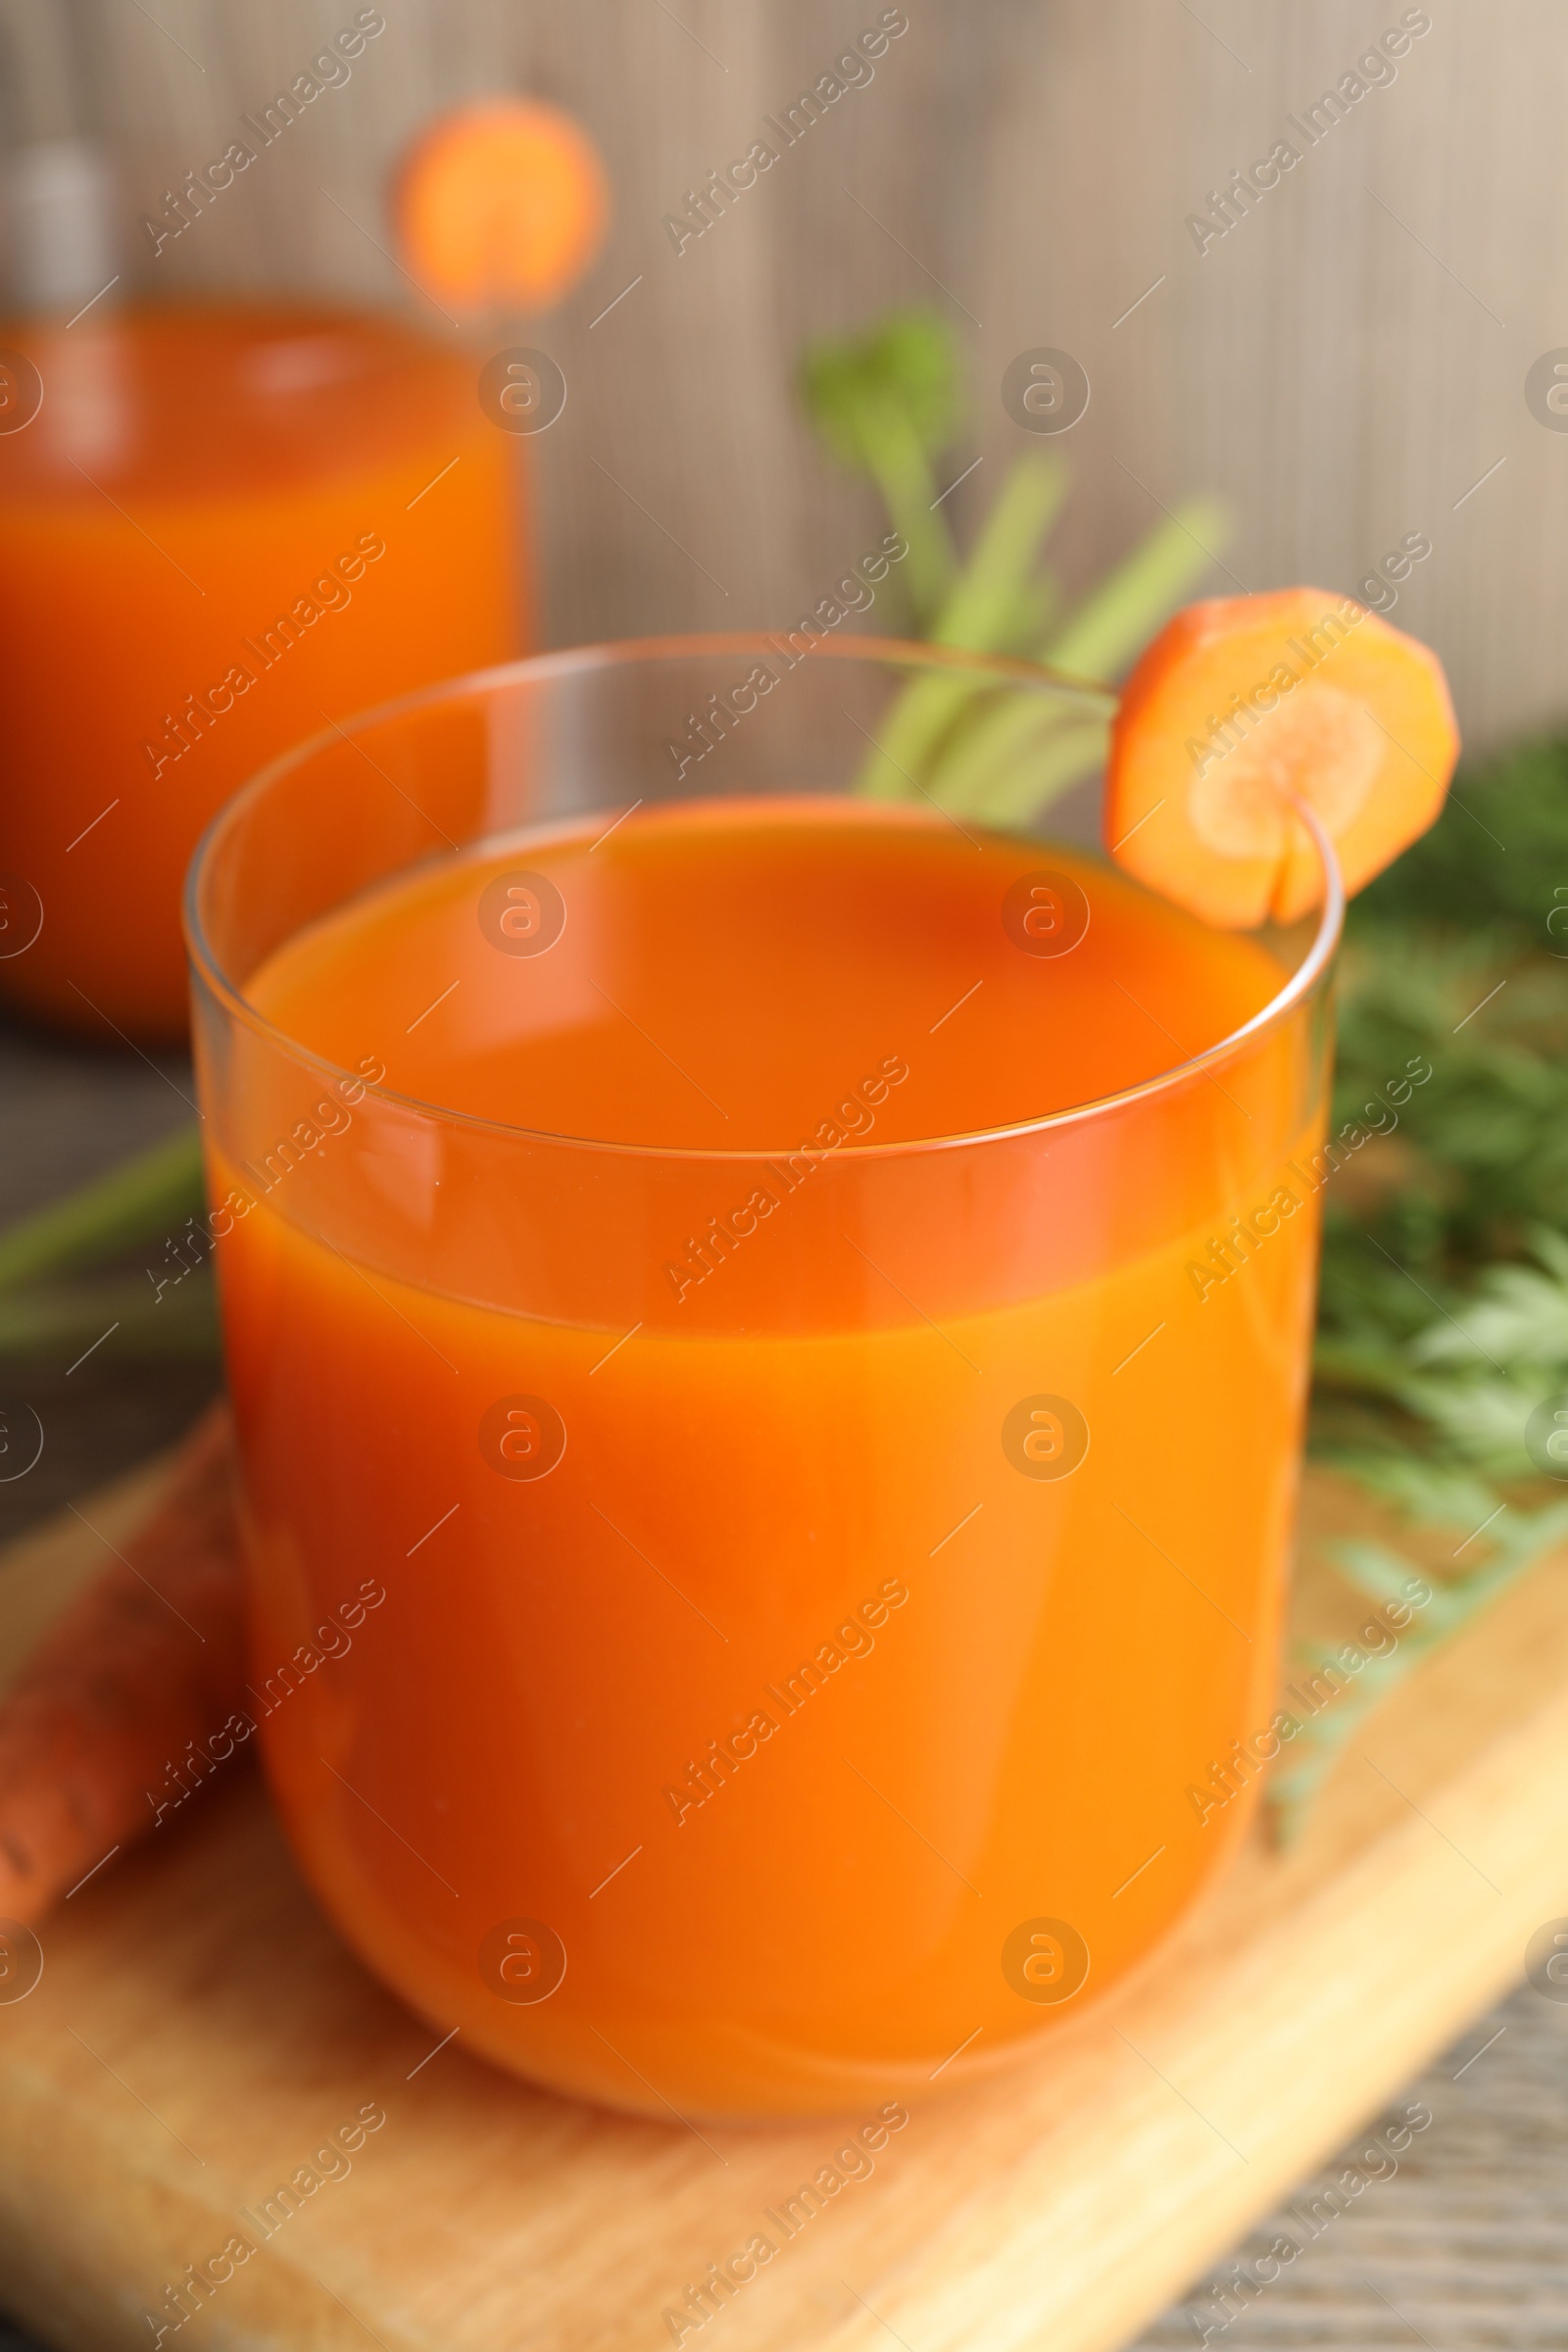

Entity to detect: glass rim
[183,630,1345,1165]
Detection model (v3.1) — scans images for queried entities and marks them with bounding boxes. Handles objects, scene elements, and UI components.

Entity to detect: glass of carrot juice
[0,302,521,1040]
[186,634,1340,2122]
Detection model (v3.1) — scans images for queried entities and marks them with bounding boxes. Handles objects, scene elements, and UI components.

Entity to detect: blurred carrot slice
[396,98,609,314]
[1104,589,1459,927]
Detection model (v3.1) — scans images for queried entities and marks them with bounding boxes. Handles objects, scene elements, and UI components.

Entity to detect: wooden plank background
[1,0,1562,752]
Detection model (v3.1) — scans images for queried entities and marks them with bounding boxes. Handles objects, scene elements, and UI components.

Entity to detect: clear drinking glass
[186,634,1340,2121]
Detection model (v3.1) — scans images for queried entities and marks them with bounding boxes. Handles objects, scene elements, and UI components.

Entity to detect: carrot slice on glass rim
[1104,588,1459,927]
[395,97,610,315]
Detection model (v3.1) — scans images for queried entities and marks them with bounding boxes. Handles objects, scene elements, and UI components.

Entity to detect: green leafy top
[1314,729,1568,1507]
[1352,733,1568,945]
[799,309,962,481]
[797,301,1230,808]
[799,310,965,624]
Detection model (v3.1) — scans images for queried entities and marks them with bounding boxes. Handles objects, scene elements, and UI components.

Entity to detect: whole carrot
[0,1404,247,1926]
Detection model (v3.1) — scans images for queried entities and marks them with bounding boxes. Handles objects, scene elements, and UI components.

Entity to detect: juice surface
[253,796,1280,1148]
[0,303,520,1036]
[213,800,1324,2118]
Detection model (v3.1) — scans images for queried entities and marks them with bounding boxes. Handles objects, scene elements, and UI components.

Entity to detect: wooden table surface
[2,1009,1563,2352]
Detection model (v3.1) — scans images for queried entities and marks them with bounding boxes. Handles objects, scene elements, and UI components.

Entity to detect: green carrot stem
[1039,497,1231,680]
[968,715,1111,828]
[858,399,956,624]
[0,1270,219,1361]
[857,492,1222,812]
[919,669,1105,817]
[930,453,1069,649]
[851,681,958,801]
[853,455,1084,801]
[0,1125,205,1291]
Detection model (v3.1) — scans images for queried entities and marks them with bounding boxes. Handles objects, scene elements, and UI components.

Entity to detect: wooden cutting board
[1,1455,1565,2352]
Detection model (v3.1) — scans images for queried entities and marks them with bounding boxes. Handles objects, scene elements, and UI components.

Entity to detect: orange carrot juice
[0,303,519,1039]
[201,787,1329,2121]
